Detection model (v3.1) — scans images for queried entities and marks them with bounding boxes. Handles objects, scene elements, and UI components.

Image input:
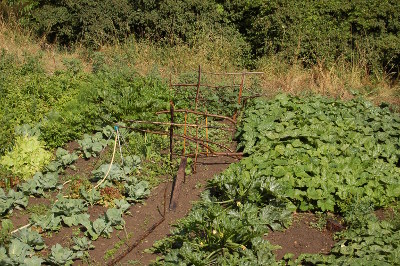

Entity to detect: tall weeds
[256,54,399,105]
[1,20,398,106]
[0,20,88,74]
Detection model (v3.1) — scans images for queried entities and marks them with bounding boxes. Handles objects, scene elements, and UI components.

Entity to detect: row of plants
[0,224,94,266]
[0,123,161,212]
[0,125,162,264]
[150,94,400,265]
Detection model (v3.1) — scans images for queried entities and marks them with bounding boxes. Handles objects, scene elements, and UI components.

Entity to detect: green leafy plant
[30,213,62,232]
[105,208,125,229]
[113,198,131,213]
[0,227,45,266]
[0,135,52,180]
[46,148,79,173]
[72,236,95,260]
[51,195,88,217]
[80,187,101,206]
[0,239,44,266]
[92,163,126,183]
[14,227,46,251]
[296,212,400,265]
[0,219,13,246]
[19,172,59,196]
[47,243,80,266]
[82,216,113,241]
[80,203,129,240]
[152,201,287,265]
[0,188,28,216]
[236,94,400,212]
[72,236,95,252]
[124,177,150,202]
[51,195,89,227]
[78,132,108,159]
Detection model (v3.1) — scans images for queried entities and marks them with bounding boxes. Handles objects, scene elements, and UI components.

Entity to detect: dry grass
[256,55,400,105]
[101,36,399,106]
[0,20,89,73]
[99,31,246,82]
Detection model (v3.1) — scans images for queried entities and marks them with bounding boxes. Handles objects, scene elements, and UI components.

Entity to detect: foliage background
[0,0,400,153]
[3,0,398,75]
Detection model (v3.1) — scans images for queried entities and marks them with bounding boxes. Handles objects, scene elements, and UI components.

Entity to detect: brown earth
[267,212,337,260]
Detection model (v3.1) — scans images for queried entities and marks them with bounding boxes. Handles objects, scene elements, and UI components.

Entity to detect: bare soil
[267,213,336,260]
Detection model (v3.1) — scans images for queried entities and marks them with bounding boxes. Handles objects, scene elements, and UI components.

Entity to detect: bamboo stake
[182,111,187,155]
[205,110,209,157]
[169,101,174,164]
[156,109,236,124]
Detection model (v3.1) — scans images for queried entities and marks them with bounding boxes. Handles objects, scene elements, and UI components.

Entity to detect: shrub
[29,0,132,47]
[26,0,236,48]
[129,0,224,44]
[220,0,400,74]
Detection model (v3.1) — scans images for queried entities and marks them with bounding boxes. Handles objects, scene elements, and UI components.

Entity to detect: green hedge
[29,0,132,47]
[6,0,400,72]
[220,0,400,73]
[27,0,227,47]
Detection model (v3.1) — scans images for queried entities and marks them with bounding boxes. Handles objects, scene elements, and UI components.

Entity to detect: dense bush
[29,0,132,47]
[129,0,224,44]
[26,0,230,48]
[219,0,400,73]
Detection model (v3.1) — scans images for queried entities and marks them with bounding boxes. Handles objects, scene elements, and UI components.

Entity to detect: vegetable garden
[1,1,400,264]
[1,65,400,266]
[150,94,400,265]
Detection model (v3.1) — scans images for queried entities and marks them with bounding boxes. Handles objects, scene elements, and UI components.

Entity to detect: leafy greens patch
[236,94,400,212]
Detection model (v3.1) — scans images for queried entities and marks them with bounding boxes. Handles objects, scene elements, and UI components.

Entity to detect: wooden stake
[195,65,201,111]
[233,72,246,121]
[182,111,187,155]
[205,110,209,157]
[169,101,174,164]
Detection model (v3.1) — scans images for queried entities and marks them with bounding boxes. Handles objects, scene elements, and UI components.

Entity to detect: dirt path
[87,155,239,265]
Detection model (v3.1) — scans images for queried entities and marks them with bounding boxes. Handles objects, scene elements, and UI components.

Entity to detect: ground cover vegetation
[0,0,400,264]
[150,94,400,265]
